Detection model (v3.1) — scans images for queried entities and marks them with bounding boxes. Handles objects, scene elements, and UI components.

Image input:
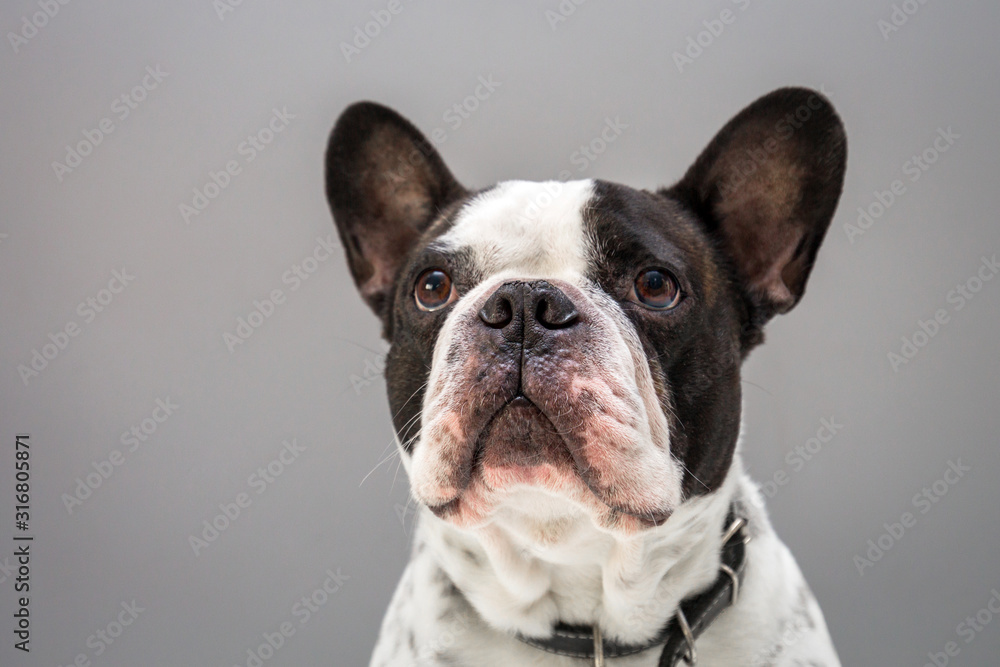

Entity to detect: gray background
[1,1,998,665]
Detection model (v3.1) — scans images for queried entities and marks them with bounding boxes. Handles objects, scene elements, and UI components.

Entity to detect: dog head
[325,88,845,535]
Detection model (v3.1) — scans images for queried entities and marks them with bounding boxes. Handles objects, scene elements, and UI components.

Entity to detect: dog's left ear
[667,87,846,341]
[325,102,466,326]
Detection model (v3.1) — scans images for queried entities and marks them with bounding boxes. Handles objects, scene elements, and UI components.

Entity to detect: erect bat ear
[667,87,847,341]
[325,102,466,324]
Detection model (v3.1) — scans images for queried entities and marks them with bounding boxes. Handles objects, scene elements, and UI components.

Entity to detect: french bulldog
[325,87,846,666]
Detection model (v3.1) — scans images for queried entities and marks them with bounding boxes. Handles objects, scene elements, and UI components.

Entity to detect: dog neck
[414,454,741,645]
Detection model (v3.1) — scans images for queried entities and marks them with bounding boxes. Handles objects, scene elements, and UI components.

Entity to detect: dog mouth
[425,393,673,529]
[472,394,566,470]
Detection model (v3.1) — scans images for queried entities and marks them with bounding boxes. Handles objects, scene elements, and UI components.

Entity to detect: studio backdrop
[1,2,998,665]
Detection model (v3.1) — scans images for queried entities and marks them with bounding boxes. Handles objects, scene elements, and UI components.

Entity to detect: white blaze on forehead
[436,180,595,279]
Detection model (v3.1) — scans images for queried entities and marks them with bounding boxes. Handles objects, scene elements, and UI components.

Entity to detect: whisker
[361,408,425,489]
[329,335,388,357]
[678,460,710,491]
[740,379,773,396]
[391,454,404,493]
[359,447,402,487]
[392,381,429,422]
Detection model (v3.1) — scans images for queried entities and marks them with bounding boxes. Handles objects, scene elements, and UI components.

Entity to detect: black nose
[478,280,578,331]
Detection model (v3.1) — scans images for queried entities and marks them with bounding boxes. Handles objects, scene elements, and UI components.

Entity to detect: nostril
[479,295,514,328]
[536,295,578,329]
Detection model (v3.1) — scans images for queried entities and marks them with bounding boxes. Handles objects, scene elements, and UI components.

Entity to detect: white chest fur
[369,464,840,666]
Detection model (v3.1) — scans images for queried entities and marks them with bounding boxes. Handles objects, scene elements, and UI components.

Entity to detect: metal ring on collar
[719,563,740,606]
[592,624,605,667]
[720,516,747,545]
[675,608,697,665]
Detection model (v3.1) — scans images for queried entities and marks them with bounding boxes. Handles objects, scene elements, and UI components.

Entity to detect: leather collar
[516,507,749,666]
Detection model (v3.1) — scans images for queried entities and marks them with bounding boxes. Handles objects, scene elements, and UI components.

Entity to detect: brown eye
[414,269,455,311]
[633,269,681,310]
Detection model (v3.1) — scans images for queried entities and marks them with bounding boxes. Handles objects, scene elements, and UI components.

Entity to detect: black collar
[516,508,749,666]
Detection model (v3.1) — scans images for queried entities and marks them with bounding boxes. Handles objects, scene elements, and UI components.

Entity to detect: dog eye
[414,269,456,311]
[633,269,682,310]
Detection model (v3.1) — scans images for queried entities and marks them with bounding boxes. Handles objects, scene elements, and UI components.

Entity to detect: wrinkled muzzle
[408,276,683,532]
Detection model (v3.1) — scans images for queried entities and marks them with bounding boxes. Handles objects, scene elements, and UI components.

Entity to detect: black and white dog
[325,87,846,666]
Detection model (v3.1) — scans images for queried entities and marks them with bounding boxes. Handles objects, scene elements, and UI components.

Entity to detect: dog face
[325,88,845,535]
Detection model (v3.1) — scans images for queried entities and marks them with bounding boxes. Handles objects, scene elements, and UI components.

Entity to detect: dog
[324,87,846,666]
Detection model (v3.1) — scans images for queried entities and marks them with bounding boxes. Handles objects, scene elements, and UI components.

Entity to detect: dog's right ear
[325,102,465,325]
